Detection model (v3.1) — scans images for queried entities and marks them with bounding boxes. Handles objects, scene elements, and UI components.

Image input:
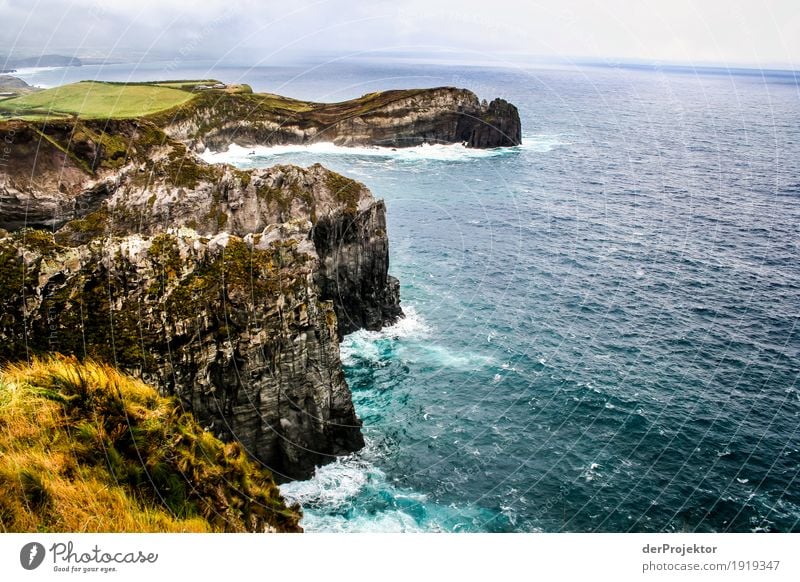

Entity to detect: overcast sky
[2,0,799,68]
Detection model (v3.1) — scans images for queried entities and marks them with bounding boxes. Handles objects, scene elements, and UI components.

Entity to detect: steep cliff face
[0,227,364,480]
[0,84,522,480]
[0,120,403,335]
[157,87,522,151]
[312,200,402,336]
[0,118,400,479]
[464,98,522,149]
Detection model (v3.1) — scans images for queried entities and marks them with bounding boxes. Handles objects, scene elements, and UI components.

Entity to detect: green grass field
[0,81,197,120]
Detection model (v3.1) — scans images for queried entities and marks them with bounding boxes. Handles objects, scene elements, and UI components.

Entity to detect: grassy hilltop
[0,356,301,532]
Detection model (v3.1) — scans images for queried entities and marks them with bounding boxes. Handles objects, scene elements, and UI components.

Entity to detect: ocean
[16,57,800,532]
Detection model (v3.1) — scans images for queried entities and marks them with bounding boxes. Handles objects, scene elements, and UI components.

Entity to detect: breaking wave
[200,136,566,166]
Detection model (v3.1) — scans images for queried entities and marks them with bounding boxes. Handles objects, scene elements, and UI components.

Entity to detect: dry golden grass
[0,356,301,532]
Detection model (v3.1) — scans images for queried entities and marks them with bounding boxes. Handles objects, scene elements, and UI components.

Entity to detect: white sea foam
[200,136,565,166]
[582,462,602,482]
[340,305,492,370]
[376,305,432,339]
[10,66,62,79]
[340,305,431,366]
[412,343,494,370]
[280,452,375,509]
[296,511,431,533]
[280,438,435,532]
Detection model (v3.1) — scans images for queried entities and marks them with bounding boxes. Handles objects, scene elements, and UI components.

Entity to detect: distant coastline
[1,54,82,69]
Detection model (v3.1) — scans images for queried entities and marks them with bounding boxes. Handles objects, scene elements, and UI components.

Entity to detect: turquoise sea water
[19,58,800,532]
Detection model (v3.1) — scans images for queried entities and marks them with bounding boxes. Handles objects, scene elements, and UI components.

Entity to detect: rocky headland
[157,85,521,151]
[0,84,520,491]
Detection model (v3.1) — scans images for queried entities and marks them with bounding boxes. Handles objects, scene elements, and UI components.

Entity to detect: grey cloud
[1,0,798,67]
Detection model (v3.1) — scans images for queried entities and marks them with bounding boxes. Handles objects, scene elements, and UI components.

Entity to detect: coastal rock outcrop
[0,226,364,480]
[0,75,32,91]
[0,120,152,231]
[463,98,521,148]
[158,86,522,151]
[312,200,402,336]
[0,84,521,480]
[0,119,399,479]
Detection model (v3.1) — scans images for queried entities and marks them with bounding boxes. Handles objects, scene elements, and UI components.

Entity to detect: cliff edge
[158,86,522,151]
[0,119,399,480]
[0,83,521,483]
[0,81,522,151]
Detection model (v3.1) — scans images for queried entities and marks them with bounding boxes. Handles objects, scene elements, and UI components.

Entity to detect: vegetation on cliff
[0,80,520,149]
[0,356,301,532]
[0,79,453,124]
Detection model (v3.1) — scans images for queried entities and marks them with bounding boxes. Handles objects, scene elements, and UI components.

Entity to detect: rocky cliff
[155,86,521,151]
[0,118,399,480]
[0,85,521,481]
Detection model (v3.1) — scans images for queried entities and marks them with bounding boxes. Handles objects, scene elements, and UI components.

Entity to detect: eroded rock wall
[0,120,402,479]
[160,87,521,151]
